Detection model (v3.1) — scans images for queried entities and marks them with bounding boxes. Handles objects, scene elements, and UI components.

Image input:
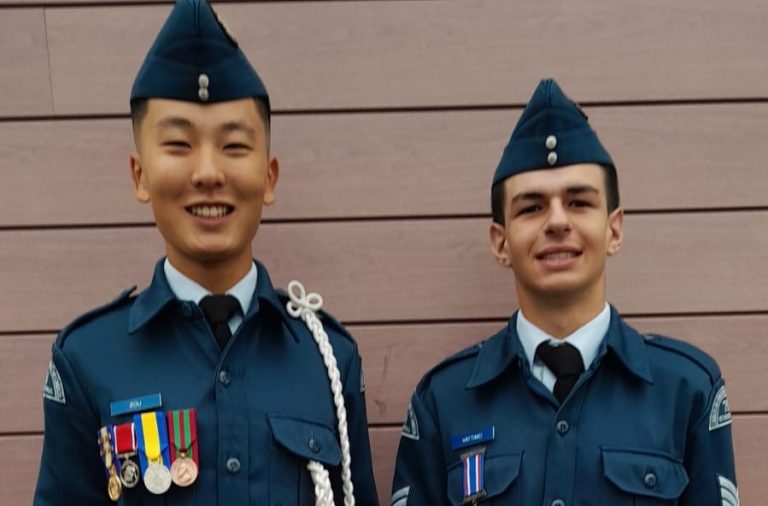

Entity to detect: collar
[466,306,653,389]
[517,303,610,372]
[163,258,257,315]
[129,258,289,335]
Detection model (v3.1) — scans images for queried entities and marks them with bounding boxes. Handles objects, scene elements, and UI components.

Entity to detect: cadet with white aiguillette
[34,1,379,504]
[390,79,738,505]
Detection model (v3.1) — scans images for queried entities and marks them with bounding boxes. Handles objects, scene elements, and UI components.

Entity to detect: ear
[490,222,512,267]
[262,155,280,206]
[606,207,624,256]
[130,153,150,203]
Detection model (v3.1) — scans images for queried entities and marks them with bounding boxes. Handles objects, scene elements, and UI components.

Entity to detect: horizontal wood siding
[3,104,768,227]
[33,0,768,115]
[1,0,765,504]
[0,9,52,117]
[2,213,768,331]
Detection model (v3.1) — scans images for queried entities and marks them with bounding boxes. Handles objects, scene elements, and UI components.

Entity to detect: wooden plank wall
[1,0,767,504]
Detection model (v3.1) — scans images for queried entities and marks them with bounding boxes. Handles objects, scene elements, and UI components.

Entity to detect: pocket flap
[602,448,689,499]
[446,452,522,505]
[267,414,341,466]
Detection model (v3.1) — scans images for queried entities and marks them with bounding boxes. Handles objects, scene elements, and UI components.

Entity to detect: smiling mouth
[536,251,581,261]
[186,205,234,218]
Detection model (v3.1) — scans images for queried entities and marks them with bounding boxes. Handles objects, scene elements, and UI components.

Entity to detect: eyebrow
[220,121,257,140]
[155,116,193,130]
[153,118,257,140]
[510,184,600,203]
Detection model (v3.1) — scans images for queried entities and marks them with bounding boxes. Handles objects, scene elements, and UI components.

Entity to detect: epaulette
[415,341,483,395]
[643,333,721,383]
[56,286,137,347]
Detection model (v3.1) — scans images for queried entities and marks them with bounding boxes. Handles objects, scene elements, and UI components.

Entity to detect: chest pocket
[267,414,341,505]
[602,448,689,505]
[446,452,522,505]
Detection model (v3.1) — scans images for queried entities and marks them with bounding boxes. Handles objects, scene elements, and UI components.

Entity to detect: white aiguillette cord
[286,281,355,506]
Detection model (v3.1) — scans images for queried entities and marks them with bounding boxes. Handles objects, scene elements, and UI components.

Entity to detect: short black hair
[130,97,271,147]
[490,164,620,225]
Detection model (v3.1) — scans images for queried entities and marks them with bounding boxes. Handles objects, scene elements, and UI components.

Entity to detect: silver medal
[120,458,141,488]
[143,461,172,494]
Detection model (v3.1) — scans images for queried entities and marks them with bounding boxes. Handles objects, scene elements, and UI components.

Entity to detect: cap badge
[198,74,210,102]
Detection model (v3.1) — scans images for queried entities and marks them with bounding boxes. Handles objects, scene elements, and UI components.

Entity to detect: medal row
[98,408,199,502]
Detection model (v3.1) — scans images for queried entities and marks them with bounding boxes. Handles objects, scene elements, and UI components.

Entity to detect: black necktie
[199,294,240,349]
[536,341,585,403]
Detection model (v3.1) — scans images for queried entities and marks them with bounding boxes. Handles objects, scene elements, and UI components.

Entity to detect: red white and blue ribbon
[461,447,486,502]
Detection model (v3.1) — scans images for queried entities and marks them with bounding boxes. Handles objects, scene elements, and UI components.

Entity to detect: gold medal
[99,426,122,501]
[107,469,122,501]
[170,454,199,487]
[144,460,172,494]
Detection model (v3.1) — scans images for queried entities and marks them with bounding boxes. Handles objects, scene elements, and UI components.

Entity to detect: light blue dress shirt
[163,258,256,335]
[517,302,610,392]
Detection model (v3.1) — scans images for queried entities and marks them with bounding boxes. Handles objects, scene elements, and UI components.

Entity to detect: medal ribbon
[113,422,136,455]
[141,412,162,461]
[168,408,199,465]
[134,411,170,472]
[98,425,116,473]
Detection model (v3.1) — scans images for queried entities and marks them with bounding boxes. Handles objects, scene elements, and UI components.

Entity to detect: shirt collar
[163,258,256,315]
[129,258,288,335]
[467,305,653,389]
[517,302,610,371]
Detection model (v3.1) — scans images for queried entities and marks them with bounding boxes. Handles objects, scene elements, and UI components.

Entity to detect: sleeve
[390,390,447,506]
[679,377,739,506]
[34,342,109,506]
[342,348,380,505]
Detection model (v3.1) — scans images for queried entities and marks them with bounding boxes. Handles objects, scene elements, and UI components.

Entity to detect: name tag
[110,393,162,417]
[451,425,495,451]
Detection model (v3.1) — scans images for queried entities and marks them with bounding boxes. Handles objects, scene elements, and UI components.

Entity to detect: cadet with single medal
[390,79,738,505]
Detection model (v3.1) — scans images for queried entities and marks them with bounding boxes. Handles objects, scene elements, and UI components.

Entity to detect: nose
[545,199,571,236]
[190,147,225,188]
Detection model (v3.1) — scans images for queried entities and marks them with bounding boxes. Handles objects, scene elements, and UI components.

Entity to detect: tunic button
[644,471,657,488]
[181,302,193,317]
[218,370,231,386]
[226,457,241,474]
[556,420,569,435]
[552,500,565,506]
[309,437,321,453]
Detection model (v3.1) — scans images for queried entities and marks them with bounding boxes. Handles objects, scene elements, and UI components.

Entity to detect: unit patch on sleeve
[709,385,732,431]
[43,360,66,404]
[718,475,739,505]
[401,402,420,441]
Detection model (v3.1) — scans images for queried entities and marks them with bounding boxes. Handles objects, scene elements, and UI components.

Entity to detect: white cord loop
[286,281,323,317]
[287,280,355,506]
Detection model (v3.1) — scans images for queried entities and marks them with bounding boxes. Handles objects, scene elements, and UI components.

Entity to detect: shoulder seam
[57,286,136,348]
[644,334,720,384]
[415,343,481,395]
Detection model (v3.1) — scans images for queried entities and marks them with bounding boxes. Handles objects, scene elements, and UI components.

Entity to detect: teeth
[542,252,576,261]
[190,205,229,218]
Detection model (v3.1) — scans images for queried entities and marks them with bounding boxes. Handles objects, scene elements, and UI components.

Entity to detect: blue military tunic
[35,259,379,505]
[391,307,738,505]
